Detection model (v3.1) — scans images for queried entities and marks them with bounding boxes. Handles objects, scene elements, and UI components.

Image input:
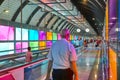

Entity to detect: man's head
[60,29,70,40]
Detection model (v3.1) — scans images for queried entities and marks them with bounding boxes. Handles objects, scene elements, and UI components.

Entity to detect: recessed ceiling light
[77,28,81,32]
[3,9,9,13]
[85,28,89,32]
[92,18,95,20]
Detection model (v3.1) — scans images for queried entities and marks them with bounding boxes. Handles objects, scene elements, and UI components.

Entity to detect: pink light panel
[0,25,14,40]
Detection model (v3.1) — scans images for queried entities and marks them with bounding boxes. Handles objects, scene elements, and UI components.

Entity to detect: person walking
[26,47,32,63]
[45,29,79,80]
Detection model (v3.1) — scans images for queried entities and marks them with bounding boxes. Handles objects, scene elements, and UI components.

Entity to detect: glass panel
[31,47,38,51]
[0,51,14,56]
[57,33,61,40]
[16,42,28,49]
[22,49,27,52]
[39,41,46,49]
[46,41,52,48]
[29,42,38,50]
[53,32,57,40]
[0,43,14,51]
[0,25,14,41]
[22,28,28,40]
[16,28,21,40]
[47,32,52,40]
[29,30,38,40]
[39,31,46,40]
[70,35,72,40]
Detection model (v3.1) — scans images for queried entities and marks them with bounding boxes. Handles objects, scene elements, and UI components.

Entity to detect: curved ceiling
[0,0,76,34]
[70,0,106,36]
[0,0,101,36]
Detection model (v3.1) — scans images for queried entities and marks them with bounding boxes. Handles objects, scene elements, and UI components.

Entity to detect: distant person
[26,47,32,63]
[79,38,83,47]
[75,39,80,47]
[84,40,87,47]
[45,29,79,80]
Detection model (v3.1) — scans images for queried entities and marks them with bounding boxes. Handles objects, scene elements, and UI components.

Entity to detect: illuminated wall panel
[16,42,28,49]
[109,48,117,80]
[16,42,28,53]
[109,0,117,40]
[0,43,14,51]
[22,29,28,40]
[57,33,61,40]
[29,42,38,50]
[16,28,21,40]
[71,35,74,40]
[29,30,38,40]
[74,36,76,40]
[31,48,38,50]
[70,35,72,40]
[53,32,57,40]
[39,31,46,40]
[0,51,14,56]
[39,41,46,49]
[22,49,27,52]
[47,32,52,40]
[0,25,14,41]
[118,0,120,40]
[46,41,52,48]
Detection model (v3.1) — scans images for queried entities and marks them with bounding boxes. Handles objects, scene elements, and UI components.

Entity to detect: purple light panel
[46,41,52,48]
[39,31,46,40]
[109,0,117,38]
[16,42,28,53]
[0,25,14,40]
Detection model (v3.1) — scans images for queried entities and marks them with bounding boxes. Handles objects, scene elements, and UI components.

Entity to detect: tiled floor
[37,46,100,80]
[77,47,99,80]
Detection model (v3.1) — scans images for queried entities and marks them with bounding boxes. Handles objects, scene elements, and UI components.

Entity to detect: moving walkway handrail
[0,48,50,62]
[97,41,109,80]
[0,46,82,75]
[0,46,82,62]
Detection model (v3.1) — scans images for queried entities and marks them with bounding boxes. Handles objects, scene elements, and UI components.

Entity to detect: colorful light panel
[22,29,28,40]
[16,28,21,40]
[118,0,120,40]
[0,51,14,56]
[47,32,52,40]
[57,33,61,40]
[0,25,14,41]
[22,49,27,52]
[70,35,72,40]
[29,42,38,50]
[39,31,46,40]
[53,32,57,40]
[16,42,28,53]
[0,43,14,51]
[46,41,52,48]
[29,30,38,40]
[39,41,46,49]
